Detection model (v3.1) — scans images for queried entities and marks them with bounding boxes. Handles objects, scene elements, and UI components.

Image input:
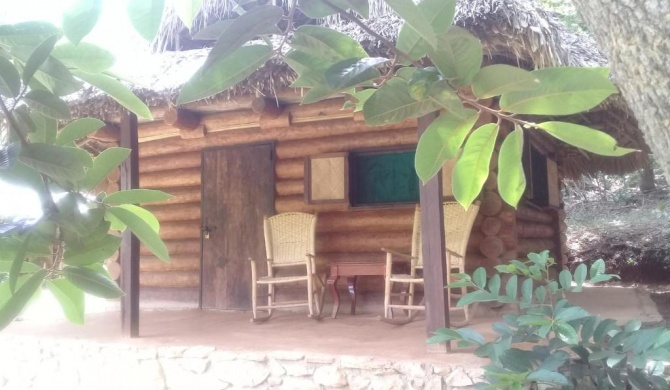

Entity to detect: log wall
[134,97,565,299]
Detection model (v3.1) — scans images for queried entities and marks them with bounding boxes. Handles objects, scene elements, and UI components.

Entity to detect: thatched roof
[70,0,646,178]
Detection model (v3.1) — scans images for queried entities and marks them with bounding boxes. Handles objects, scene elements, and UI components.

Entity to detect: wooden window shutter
[305,153,349,204]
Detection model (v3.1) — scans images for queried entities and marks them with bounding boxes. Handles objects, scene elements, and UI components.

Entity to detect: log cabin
[72,0,648,317]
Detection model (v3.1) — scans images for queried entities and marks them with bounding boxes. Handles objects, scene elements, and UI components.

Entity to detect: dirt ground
[566,187,670,325]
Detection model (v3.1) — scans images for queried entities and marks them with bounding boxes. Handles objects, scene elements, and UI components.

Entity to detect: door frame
[198,141,276,309]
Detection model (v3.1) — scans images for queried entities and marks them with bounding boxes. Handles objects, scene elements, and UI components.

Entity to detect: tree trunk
[570,1,670,179]
[639,162,656,192]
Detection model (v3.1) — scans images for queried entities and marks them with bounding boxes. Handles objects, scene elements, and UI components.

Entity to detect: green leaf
[594,318,619,342]
[534,286,546,304]
[10,45,82,96]
[23,89,71,119]
[191,20,232,40]
[590,259,606,279]
[472,65,539,99]
[505,275,518,301]
[325,57,387,90]
[177,45,273,105]
[363,78,441,125]
[384,0,436,48]
[554,322,578,345]
[526,370,569,386]
[428,27,482,86]
[428,327,462,344]
[408,67,440,100]
[19,143,86,181]
[499,67,618,115]
[537,121,637,157]
[625,319,642,332]
[174,0,203,29]
[456,328,485,345]
[22,33,59,84]
[80,147,130,190]
[473,267,487,288]
[0,269,48,330]
[0,56,21,97]
[521,278,533,304]
[56,118,105,146]
[559,270,572,290]
[127,0,165,41]
[497,126,526,207]
[46,278,85,324]
[115,204,159,232]
[300,0,369,18]
[427,80,463,112]
[581,316,598,342]
[8,235,31,293]
[63,0,102,44]
[63,266,124,299]
[0,22,60,47]
[452,123,499,208]
[457,290,500,306]
[395,0,456,61]
[107,206,168,261]
[415,109,479,182]
[488,274,501,295]
[573,263,587,291]
[64,234,121,266]
[52,42,115,73]
[0,260,41,274]
[72,70,152,119]
[290,26,368,63]
[202,5,282,72]
[344,89,375,112]
[104,189,172,205]
[555,306,589,322]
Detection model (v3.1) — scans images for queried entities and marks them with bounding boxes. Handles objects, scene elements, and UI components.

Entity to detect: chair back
[264,212,317,266]
[411,202,480,269]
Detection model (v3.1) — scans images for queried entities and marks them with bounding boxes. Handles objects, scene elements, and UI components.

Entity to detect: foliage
[163,0,634,209]
[428,251,670,389]
[0,15,167,328]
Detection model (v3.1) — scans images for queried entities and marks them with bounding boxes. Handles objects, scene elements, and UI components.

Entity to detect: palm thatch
[70,0,646,178]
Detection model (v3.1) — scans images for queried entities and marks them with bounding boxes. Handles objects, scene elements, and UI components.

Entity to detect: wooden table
[327,261,385,319]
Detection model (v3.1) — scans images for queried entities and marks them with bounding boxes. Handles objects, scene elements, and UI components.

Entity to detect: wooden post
[418,112,450,353]
[119,111,140,338]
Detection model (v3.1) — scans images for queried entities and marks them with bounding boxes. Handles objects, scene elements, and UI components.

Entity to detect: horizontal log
[146,203,201,222]
[165,107,201,130]
[160,221,201,240]
[468,231,484,251]
[202,109,259,133]
[558,221,568,233]
[287,98,352,123]
[140,271,199,288]
[107,167,120,183]
[276,128,416,159]
[317,208,415,234]
[560,233,567,244]
[140,239,200,256]
[140,255,200,272]
[140,152,201,173]
[516,222,556,238]
[140,117,416,158]
[276,158,304,180]
[252,97,284,118]
[317,231,412,253]
[142,186,201,206]
[518,239,556,254]
[91,124,120,142]
[498,207,516,225]
[516,206,554,223]
[479,236,504,259]
[140,168,201,189]
[484,172,497,191]
[499,226,517,250]
[138,121,179,140]
[275,195,349,214]
[480,216,502,236]
[276,179,304,197]
[479,191,503,217]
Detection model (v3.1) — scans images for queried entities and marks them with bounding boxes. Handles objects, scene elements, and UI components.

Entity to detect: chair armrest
[247,258,273,263]
[381,248,415,262]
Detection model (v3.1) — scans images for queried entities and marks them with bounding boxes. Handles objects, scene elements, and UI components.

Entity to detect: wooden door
[201,143,275,310]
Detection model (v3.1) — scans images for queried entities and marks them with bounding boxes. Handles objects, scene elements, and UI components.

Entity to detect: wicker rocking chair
[249,212,325,323]
[381,201,480,327]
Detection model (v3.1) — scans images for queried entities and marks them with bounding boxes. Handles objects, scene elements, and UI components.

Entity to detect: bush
[429,251,670,389]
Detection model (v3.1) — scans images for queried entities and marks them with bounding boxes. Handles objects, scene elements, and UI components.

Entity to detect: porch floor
[4,284,661,363]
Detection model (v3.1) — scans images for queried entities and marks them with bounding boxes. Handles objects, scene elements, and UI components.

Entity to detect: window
[349,150,419,206]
